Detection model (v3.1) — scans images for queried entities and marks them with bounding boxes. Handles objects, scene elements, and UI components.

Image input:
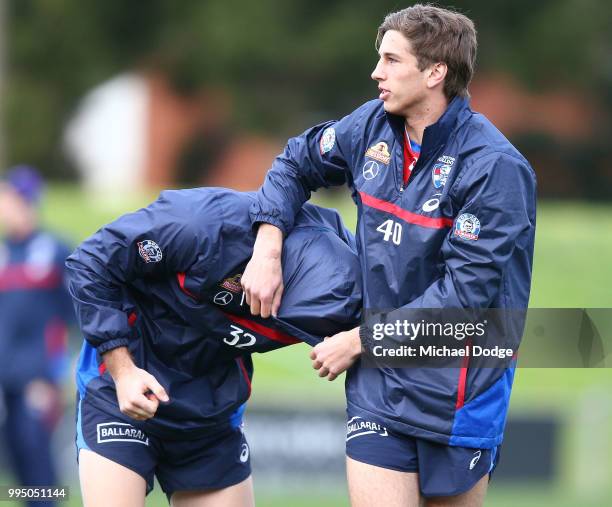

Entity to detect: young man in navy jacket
[242,5,536,506]
[67,188,361,507]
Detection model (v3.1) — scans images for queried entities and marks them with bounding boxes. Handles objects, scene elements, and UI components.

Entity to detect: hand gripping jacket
[250,97,537,448]
[67,188,361,439]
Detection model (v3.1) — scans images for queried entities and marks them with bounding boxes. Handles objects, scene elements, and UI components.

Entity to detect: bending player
[67,187,361,507]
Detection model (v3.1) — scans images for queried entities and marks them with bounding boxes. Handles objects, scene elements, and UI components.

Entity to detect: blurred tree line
[2,0,611,196]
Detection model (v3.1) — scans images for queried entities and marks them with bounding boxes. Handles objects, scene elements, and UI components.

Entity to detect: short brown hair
[376,4,477,99]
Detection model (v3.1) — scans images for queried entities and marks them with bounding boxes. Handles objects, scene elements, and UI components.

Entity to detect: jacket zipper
[398,127,423,195]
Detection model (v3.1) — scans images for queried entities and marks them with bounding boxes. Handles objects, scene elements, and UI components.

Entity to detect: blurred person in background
[67,188,361,507]
[0,166,73,507]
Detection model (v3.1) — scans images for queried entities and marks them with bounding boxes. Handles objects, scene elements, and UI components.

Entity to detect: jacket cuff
[249,213,289,236]
[96,338,130,355]
[359,324,375,352]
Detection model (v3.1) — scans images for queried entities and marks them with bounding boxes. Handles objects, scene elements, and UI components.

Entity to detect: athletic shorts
[345,410,500,497]
[76,397,251,498]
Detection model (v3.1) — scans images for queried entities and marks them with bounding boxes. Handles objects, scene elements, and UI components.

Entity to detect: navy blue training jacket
[250,97,537,448]
[67,188,361,438]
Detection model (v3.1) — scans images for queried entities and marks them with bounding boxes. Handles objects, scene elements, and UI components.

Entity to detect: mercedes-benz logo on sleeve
[362,160,380,180]
[213,291,234,305]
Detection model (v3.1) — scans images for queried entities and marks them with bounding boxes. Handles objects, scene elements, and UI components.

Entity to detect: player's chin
[381,99,401,115]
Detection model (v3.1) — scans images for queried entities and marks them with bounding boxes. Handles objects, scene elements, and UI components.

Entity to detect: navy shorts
[76,397,251,498]
[346,411,500,497]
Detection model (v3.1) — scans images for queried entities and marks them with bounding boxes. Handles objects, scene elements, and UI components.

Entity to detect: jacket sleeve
[249,107,362,235]
[360,152,537,345]
[58,241,79,325]
[65,194,207,354]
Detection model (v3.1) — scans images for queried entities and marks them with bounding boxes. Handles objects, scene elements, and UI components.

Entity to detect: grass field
[0,487,608,507]
[16,185,610,506]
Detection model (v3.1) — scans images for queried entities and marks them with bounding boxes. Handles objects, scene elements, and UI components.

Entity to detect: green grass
[528,201,612,308]
[40,186,158,241]
[2,483,609,507]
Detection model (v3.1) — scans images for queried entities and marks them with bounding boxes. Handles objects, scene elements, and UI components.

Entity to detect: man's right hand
[103,347,169,421]
[241,223,284,318]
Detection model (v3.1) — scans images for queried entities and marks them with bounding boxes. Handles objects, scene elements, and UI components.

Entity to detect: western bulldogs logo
[432,163,452,188]
[320,127,336,154]
[454,214,481,241]
[137,240,162,263]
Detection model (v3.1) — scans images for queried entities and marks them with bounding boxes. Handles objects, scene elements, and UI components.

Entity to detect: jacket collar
[384,96,470,160]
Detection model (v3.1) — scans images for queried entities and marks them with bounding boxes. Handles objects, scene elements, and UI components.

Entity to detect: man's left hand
[310,327,362,381]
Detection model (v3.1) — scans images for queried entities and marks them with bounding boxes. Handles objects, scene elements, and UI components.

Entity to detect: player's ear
[427,62,447,89]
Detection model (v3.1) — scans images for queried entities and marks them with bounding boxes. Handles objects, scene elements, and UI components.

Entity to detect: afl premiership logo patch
[97,422,149,445]
[365,141,391,165]
[320,127,336,154]
[454,213,481,241]
[221,273,243,293]
[137,240,162,263]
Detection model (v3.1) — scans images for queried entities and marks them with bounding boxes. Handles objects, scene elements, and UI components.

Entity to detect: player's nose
[371,59,385,81]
